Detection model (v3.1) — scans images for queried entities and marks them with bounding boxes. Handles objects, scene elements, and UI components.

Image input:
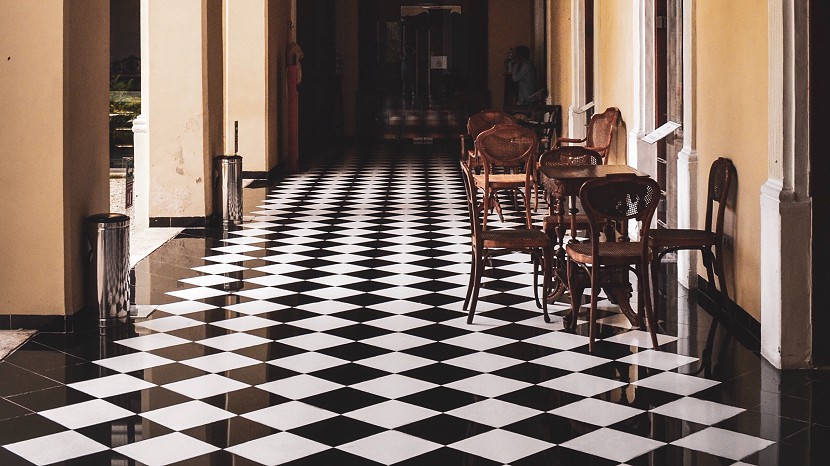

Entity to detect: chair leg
[541,247,553,323]
[649,249,663,324]
[532,254,541,309]
[566,259,580,329]
[463,250,477,311]
[467,255,485,324]
[640,261,660,350]
[713,243,729,312]
[702,248,720,310]
[589,265,600,352]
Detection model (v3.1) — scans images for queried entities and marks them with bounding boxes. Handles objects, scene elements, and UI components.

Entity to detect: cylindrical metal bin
[86,213,130,325]
[214,155,243,227]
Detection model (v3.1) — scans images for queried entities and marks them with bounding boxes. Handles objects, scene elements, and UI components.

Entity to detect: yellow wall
[594,0,636,164]
[548,0,572,132]
[695,1,767,319]
[489,0,535,110]
[0,1,109,316]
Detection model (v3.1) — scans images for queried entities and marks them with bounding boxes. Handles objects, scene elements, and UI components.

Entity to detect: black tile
[183,416,275,448]
[399,386,479,412]
[284,448,381,466]
[317,342,390,362]
[6,385,95,412]
[398,413,493,444]
[402,342,476,362]
[401,363,481,385]
[303,387,387,414]
[311,363,389,385]
[0,362,62,397]
[0,413,65,445]
[77,415,173,447]
[396,447,500,466]
[0,397,31,422]
[289,415,385,447]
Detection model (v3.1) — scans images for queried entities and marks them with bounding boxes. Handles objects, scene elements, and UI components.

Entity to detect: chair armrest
[556,137,587,145]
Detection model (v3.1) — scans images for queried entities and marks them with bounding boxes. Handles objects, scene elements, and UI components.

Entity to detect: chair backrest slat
[705,157,736,236]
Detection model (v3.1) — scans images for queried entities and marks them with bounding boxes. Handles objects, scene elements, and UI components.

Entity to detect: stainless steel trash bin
[86,213,130,325]
[214,155,243,227]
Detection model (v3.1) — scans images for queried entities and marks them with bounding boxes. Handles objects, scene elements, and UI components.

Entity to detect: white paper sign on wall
[430,56,447,70]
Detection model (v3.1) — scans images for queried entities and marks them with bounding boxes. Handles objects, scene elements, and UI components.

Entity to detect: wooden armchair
[461,110,516,168]
[555,107,620,162]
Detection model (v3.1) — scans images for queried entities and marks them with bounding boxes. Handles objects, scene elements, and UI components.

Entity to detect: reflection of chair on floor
[460,161,553,323]
[473,124,539,229]
[566,174,661,351]
[555,106,620,162]
[648,157,736,322]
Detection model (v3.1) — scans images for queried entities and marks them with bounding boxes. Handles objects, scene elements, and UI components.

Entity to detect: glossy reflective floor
[0,144,828,465]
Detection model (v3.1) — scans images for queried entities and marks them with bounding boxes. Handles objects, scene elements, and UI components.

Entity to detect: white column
[760,0,812,369]
[676,0,698,288]
[631,0,656,175]
[568,0,587,139]
[132,0,151,230]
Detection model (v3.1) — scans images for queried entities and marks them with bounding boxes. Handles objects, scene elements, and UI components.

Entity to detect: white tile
[350,374,437,399]
[360,333,434,351]
[531,351,611,372]
[355,352,434,373]
[671,427,775,461]
[135,315,202,332]
[155,300,218,316]
[560,428,665,463]
[268,352,349,373]
[242,401,337,430]
[280,332,353,351]
[196,333,271,351]
[68,373,156,398]
[221,236,268,245]
[163,374,250,399]
[93,352,173,373]
[366,315,433,332]
[181,352,260,373]
[212,244,263,254]
[651,397,745,425]
[449,429,553,464]
[233,286,295,300]
[244,274,302,287]
[540,372,628,397]
[39,399,134,429]
[202,253,256,263]
[346,400,439,429]
[367,300,432,315]
[617,350,699,371]
[631,371,720,396]
[441,315,511,330]
[307,274,365,287]
[115,333,189,351]
[140,400,235,430]
[447,398,541,428]
[230,228,273,236]
[180,275,240,287]
[5,430,108,465]
[316,263,369,274]
[252,263,306,275]
[337,430,441,464]
[114,432,219,465]
[374,274,429,286]
[257,374,343,399]
[445,373,533,398]
[209,315,278,332]
[550,398,644,426]
[227,432,329,465]
[444,352,523,373]
[289,315,357,332]
[372,286,430,300]
[603,329,678,349]
[523,331,591,350]
[224,300,286,315]
[442,333,516,351]
[304,286,362,300]
[267,244,316,253]
[191,263,248,274]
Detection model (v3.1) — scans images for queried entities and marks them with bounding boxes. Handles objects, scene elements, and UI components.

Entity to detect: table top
[538,164,649,198]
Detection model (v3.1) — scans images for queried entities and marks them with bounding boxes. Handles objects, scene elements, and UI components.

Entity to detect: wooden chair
[460,161,554,323]
[648,157,736,319]
[555,107,620,162]
[566,174,661,351]
[537,146,603,232]
[461,110,516,167]
[473,124,539,230]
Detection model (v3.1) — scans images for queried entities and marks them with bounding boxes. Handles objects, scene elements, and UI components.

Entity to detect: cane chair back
[555,107,620,162]
[462,111,516,167]
[474,124,539,229]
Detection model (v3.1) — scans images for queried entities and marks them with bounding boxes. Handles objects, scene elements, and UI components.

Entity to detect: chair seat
[566,241,644,266]
[482,228,550,249]
[473,173,527,189]
[649,229,717,249]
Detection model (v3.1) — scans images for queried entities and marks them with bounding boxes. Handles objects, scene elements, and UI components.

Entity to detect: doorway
[655,0,683,229]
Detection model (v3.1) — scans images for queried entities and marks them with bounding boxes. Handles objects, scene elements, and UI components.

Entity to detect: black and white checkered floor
[1,144,825,465]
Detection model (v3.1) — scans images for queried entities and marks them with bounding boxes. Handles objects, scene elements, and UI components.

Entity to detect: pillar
[0,1,110,320]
